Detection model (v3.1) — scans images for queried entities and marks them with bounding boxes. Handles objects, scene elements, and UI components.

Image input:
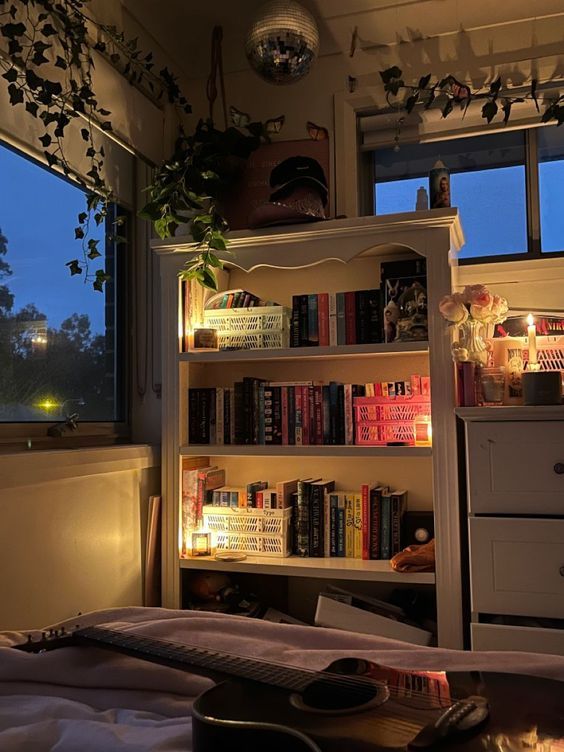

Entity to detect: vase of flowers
[439,285,509,365]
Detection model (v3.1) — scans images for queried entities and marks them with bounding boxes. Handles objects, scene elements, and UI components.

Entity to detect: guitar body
[192,659,564,752]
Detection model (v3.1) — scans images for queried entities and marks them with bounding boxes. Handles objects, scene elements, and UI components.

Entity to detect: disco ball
[245,0,320,85]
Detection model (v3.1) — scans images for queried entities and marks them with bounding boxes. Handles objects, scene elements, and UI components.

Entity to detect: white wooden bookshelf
[180,555,435,584]
[180,445,432,457]
[179,341,429,363]
[153,210,464,648]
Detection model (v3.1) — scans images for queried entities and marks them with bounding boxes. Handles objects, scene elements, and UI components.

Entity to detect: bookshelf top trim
[179,554,436,584]
[180,445,432,458]
[151,211,464,271]
[180,341,429,363]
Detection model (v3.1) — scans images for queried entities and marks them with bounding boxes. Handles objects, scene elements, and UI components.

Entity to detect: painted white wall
[0,446,159,630]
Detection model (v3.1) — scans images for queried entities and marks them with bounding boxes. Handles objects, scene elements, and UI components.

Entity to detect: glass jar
[480,366,505,404]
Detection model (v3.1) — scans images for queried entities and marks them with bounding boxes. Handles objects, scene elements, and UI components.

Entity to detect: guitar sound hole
[301,676,386,712]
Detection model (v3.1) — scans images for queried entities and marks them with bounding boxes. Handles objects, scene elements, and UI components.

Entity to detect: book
[344,291,356,345]
[353,493,362,558]
[328,292,338,347]
[329,493,338,556]
[276,478,298,510]
[314,594,433,645]
[310,479,335,557]
[369,485,388,559]
[390,490,408,555]
[380,492,392,560]
[308,293,319,346]
[247,480,268,508]
[344,493,354,558]
[336,496,345,557]
[196,466,224,522]
[318,292,329,347]
[215,388,224,445]
[296,477,320,556]
[336,292,346,345]
[356,289,382,344]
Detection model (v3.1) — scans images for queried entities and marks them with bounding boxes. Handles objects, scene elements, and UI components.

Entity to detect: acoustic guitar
[16,625,564,751]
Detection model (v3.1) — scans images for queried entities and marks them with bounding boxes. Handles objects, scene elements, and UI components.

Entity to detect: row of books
[188,376,430,446]
[208,478,298,510]
[290,479,407,560]
[291,289,381,347]
[204,288,279,310]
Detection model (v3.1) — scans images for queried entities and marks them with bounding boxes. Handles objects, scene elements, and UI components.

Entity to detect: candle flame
[527,314,534,326]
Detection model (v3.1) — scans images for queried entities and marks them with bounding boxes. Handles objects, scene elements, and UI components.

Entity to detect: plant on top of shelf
[439,284,508,365]
[379,67,564,128]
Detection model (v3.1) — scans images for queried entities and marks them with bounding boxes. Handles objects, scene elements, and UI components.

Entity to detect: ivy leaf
[2,67,18,83]
[98,108,111,116]
[482,99,498,123]
[94,41,106,53]
[531,78,539,112]
[25,101,38,117]
[25,69,43,90]
[81,128,90,141]
[39,133,51,147]
[100,121,112,131]
[502,100,513,125]
[41,23,57,36]
[93,270,111,292]
[489,76,502,98]
[209,231,227,251]
[405,93,419,114]
[78,212,87,223]
[44,151,58,168]
[87,241,101,259]
[386,79,404,96]
[7,84,23,105]
[66,259,82,276]
[54,55,67,70]
[1,22,26,39]
[441,97,454,118]
[74,226,85,239]
[418,74,431,90]
[86,147,96,157]
[379,66,402,84]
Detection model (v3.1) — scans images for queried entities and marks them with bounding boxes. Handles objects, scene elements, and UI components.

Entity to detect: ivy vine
[380,67,564,128]
[0,0,191,291]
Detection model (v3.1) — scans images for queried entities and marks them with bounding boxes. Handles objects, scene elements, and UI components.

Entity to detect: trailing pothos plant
[0,0,191,291]
[139,115,276,291]
[379,67,564,127]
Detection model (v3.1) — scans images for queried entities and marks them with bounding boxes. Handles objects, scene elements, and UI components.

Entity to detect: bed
[1,606,563,751]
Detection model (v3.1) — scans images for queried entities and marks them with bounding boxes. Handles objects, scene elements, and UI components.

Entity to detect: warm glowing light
[526,313,538,366]
[36,398,60,411]
[414,414,432,446]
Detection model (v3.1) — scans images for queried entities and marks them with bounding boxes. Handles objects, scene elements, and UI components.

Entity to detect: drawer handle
[554,463,564,475]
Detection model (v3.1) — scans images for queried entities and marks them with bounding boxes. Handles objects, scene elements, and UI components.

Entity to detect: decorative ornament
[245,0,320,85]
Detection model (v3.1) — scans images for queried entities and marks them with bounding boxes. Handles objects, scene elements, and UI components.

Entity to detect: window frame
[0,140,132,449]
[366,124,564,265]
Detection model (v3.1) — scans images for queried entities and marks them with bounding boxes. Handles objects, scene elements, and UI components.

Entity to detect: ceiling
[123,0,564,81]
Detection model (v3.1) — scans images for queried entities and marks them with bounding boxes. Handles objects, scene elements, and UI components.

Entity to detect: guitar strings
[80,626,455,706]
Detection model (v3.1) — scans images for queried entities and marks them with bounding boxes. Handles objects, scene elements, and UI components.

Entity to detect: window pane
[374,132,528,259]
[0,142,123,422]
[538,126,564,253]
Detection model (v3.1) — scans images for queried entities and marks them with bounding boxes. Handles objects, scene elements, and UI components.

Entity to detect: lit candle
[527,314,537,367]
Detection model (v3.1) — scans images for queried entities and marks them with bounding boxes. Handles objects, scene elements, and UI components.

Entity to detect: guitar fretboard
[77,626,316,693]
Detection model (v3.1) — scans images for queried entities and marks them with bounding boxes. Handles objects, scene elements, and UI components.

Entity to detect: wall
[0,446,159,630]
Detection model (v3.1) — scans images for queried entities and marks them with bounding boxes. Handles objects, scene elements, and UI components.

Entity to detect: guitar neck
[76,626,313,692]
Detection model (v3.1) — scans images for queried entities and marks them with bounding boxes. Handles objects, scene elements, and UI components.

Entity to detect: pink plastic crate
[354,396,431,446]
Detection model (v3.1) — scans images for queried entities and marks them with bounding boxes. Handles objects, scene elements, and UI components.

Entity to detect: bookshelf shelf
[180,445,433,458]
[179,554,436,584]
[179,341,429,363]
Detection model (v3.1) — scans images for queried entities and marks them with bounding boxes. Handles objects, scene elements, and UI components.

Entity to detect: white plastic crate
[523,337,564,371]
[202,505,292,557]
[203,306,290,350]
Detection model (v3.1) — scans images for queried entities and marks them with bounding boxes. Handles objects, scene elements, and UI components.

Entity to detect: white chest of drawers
[458,406,564,656]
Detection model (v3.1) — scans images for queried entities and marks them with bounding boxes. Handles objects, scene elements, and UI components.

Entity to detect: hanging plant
[0,0,191,291]
[140,115,279,291]
[379,67,564,128]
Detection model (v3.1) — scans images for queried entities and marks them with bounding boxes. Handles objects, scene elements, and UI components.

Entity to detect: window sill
[0,444,160,490]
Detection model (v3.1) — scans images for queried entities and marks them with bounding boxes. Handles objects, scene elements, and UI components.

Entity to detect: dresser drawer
[466,421,564,514]
[471,623,564,655]
[469,517,564,618]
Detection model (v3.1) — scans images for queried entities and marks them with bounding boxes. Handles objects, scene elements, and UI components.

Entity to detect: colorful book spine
[380,493,392,560]
[310,484,323,557]
[323,492,332,558]
[344,291,356,345]
[281,386,289,445]
[353,493,362,558]
[287,386,296,445]
[344,384,353,445]
[336,496,345,557]
[295,387,303,445]
[296,480,311,556]
[318,292,329,347]
[299,295,309,346]
[329,494,338,556]
[308,294,319,346]
[336,292,346,345]
[291,295,301,348]
[361,483,370,560]
[369,487,382,559]
[328,292,338,347]
[345,494,354,558]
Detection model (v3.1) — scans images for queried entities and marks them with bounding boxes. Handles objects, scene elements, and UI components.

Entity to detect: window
[371,126,564,262]
[0,141,126,423]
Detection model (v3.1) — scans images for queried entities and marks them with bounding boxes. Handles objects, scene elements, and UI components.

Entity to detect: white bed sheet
[1,606,563,751]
